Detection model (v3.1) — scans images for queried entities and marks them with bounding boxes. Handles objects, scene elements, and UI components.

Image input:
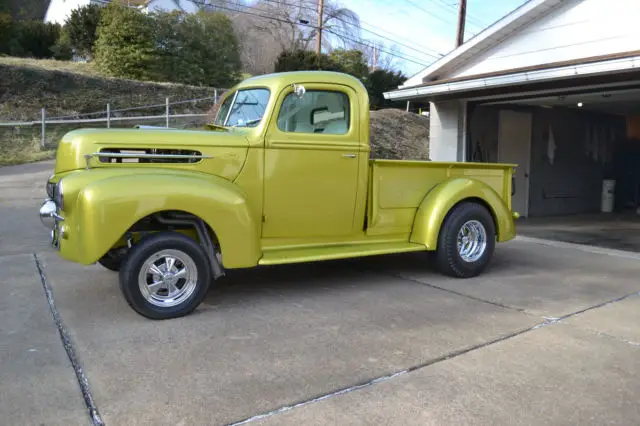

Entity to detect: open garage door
[467,86,640,252]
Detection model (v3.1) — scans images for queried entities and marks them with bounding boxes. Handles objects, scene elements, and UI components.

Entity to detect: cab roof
[234,71,366,93]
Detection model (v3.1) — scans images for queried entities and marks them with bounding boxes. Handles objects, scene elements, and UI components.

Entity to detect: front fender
[63,171,261,268]
[410,177,516,249]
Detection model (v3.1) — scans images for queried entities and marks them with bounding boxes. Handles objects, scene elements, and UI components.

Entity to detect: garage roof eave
[399,0,564,88]
[384,55,640,102]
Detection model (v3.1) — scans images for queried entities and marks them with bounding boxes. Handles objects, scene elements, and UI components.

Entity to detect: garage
[384,0,640,251]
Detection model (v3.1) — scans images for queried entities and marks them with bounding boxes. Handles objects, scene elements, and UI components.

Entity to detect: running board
[259,242,427,266]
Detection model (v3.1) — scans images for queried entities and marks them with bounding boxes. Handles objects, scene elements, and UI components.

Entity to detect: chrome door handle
[342,154,356,159]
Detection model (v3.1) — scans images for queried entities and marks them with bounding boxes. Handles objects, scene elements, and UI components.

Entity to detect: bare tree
[239,1,361,54]
[360,40,400,72]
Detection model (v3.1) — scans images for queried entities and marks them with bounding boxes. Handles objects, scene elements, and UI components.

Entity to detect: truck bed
[367,160,515,235]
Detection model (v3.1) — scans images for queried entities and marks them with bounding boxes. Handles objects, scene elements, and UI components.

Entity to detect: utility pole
[372,43,378,71]
[455,0,467,48]
[316,0,324,55]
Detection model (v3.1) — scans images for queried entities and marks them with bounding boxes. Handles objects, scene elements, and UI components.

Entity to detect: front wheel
[119,232,212,319]
[435,202,496,278]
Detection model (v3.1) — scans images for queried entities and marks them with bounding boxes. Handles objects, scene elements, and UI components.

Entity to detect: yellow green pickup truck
[39,71,518,319]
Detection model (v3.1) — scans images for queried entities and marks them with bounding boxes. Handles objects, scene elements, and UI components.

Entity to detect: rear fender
[68,173,260,268]
[410,177,515,249]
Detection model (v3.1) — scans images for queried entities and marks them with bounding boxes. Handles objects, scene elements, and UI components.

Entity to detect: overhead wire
[403,0,482,38]
[429,0,488,29]
[198,0,432,67]
[253,0,444,58]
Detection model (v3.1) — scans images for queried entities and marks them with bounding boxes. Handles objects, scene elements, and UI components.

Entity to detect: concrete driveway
[1,161,639,426]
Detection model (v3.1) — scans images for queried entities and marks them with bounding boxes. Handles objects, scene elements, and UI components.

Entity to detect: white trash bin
[601,179,615,213]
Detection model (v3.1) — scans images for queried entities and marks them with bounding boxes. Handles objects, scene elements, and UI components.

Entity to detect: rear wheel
[435,202,495,278]
[119,232,212,319]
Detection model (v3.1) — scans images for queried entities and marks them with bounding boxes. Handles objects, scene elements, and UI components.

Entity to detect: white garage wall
[429,101,466,162]
[451,0,640,79]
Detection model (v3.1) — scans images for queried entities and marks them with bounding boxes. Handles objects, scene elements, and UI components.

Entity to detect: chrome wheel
[138,249,198,308]
[456,220,487,263]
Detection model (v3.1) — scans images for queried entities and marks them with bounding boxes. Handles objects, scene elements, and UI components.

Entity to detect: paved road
[1,161,639,426]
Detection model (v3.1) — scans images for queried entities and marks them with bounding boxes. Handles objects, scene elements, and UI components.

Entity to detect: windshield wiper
[204,123,230,132]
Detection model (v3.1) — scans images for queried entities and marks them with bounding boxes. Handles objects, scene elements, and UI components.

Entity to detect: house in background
[385,0,640,219]
[44,0,197,25]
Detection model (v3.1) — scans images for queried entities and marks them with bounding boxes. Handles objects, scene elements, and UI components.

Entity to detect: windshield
[214,88,270,128]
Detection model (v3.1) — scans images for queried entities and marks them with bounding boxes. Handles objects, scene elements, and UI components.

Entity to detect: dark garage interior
[466,87,640,252]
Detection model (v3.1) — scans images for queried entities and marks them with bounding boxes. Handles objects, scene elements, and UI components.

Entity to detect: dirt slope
[370,109,429,160]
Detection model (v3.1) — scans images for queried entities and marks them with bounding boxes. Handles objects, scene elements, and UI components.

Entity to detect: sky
[346,0,529,77]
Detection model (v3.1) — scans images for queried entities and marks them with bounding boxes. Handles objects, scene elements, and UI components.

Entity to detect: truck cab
[39,71,517,320]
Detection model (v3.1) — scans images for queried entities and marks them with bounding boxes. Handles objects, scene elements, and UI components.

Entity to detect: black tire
[98,251,125,272]
[119,232,212,320]
[435,202,496,278]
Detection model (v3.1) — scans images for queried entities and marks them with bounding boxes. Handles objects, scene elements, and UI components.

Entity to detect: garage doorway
[467,85,640,252]
[498,110,532,217]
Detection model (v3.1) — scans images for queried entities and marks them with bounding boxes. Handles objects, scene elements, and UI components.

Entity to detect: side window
[277,90,350,135]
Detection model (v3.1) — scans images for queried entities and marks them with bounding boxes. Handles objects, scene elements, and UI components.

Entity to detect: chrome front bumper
[39,199,64,249]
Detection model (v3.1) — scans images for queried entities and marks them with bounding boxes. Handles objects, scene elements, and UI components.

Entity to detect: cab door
[262,84,361,239]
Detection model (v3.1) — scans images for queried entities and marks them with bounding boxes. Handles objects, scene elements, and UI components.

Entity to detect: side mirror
[293,84,306,98]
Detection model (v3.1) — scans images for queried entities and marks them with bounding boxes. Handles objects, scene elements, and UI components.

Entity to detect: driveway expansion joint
[33,254,104,426]
[225,323,536,426]
[367,267,528,314]
[225,282,640,425]
[554,290,640,323]
[556,322,640,348]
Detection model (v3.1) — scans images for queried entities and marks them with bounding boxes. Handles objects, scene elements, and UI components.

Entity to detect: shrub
[65,3,102,59]
[94,4,157,80]
[152,11,241,87]
[274,49,342,73]
[95,6,242,86]
[0,16,61,59]
[183,12,242,87]
[274,49,407,110]
[364,69,407,109]
[0,13,12,53]
[51,29,73,60]
[329,49,369,80]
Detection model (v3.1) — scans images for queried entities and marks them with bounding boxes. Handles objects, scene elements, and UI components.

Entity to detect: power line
[214,0,432,64]
[327,15,442,59]
[324,28,430,66]
[403,0,481,39]
[429,0,487,29]
[198,1,431,67]
[357,20,444,56]
[403,0,457,26]
[258,0,444,57]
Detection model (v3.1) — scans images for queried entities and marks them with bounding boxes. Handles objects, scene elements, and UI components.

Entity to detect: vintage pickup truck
[39,71,518,319]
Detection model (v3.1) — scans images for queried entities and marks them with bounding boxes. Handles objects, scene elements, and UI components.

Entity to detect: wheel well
[126,210,220,250]
[122,210,224,276]
[443,198,498,239]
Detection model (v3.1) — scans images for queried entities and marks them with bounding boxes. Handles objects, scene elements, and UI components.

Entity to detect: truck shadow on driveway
[201,246,537,311]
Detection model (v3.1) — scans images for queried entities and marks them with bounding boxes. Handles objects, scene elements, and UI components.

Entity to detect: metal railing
[0,90,225,147]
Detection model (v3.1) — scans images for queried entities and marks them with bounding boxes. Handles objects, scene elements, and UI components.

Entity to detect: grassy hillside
[0,58,221,165]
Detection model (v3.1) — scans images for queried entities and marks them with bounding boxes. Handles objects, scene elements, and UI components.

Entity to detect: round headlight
[39,200,57,229]
[54,180,64,210]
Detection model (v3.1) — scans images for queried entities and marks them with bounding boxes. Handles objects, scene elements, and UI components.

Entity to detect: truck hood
[54,128,250,181]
